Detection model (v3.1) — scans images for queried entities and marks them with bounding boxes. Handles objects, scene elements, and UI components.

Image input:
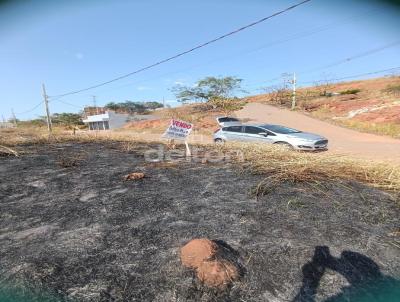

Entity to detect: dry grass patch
[57,152,87,168]
[2,127,399,194]
[0,145,19,157]
[334,120,400,139]
[0,127,162,147]
[220,143,400,193]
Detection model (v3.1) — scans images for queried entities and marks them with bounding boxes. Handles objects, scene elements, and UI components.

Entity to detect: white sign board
[162,119,193,141]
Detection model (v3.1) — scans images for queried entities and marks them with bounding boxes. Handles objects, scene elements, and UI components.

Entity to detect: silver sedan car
[213,124,328,151]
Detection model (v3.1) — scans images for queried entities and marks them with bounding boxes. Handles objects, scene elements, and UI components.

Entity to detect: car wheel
[274,141,294,150]
[214,138,225,145]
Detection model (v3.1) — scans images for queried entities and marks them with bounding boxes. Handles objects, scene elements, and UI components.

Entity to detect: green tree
[104,102,119,111]
[172,76,243,103]
[143,101,164,110]
[51,113,83,126]
[105,101,164,113]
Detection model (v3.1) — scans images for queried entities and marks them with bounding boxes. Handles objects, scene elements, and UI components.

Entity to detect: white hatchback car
[214,124,328,151]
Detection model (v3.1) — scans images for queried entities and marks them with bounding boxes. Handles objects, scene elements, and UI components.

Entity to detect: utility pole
[92,95,97,107]
[291,72,296,110]
[11,109,17,125]
[91,95,98,114]
[42,83,52,134]
[163,97,165,108]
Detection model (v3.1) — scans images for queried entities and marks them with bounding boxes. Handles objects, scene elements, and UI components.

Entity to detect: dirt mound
[124,172,145,180]
[180,239,241,289]
[180,238,217,268]
[197,260,239,288]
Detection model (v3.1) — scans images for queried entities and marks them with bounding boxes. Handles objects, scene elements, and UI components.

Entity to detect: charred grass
[0,142,399,301]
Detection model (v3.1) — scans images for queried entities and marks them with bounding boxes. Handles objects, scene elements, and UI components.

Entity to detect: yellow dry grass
[2,126,399,193]
[220,142,400,193]
[0,127,159,146]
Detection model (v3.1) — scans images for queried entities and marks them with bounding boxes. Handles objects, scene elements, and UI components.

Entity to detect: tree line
[104,101,164,113]
[17,76,247,127]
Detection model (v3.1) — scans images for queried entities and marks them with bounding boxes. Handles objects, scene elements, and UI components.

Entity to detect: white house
[83,111,130,130]
[0,122,16,129]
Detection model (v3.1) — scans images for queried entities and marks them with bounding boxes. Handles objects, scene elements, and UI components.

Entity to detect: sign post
[184,141,191,157]
[162,119,193,157]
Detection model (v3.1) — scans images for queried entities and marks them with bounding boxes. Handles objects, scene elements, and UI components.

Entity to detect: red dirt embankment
[246,76,400,126]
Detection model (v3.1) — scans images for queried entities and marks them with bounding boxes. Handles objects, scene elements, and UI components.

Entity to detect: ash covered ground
[0,142,399,301]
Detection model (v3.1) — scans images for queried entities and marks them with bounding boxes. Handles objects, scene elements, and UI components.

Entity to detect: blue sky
[0,0,399,120]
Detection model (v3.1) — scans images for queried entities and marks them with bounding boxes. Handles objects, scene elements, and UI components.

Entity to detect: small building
[83,111,130,130]
[0,122,16,129]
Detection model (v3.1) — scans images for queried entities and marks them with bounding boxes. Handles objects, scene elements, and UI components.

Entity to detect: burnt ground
[0,142,399,302]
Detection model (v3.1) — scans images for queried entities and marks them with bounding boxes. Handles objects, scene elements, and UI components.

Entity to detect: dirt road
[237,103,400,163]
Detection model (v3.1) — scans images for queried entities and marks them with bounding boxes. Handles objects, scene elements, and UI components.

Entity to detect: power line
[231,7,384,65]
[243,40,400,89]
[15,101,44,115]
[299,66,400,84]
[51,66,400,108]
[49,0,312,99]
[53,98,84,109]
[299,40,400,75]
[14,66,399,116]
[87,6,383,95]
[245,66,400,92]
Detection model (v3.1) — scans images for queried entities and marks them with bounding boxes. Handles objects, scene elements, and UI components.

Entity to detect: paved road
[236,103,400,163]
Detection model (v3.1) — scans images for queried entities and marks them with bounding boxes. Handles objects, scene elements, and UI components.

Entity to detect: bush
[209,97,245,115]
[340,89,361,95]
[382,84,400,96]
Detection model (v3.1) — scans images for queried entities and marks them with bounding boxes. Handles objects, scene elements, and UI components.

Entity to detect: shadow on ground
[293,246,400,302]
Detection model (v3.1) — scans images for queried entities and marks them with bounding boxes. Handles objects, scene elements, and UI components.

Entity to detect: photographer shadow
[292,246,400,302]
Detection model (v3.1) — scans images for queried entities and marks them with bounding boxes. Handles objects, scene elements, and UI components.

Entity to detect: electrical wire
[52,98,85,109]
[48,0,312,99]
[15,101,44,115]
[299,66,400,85]
[230,7,385,65]
[80,6,384,97]
[299,40,400,75]
[16,66,399,116]
[88,7,383,95]
[243,40,400,89]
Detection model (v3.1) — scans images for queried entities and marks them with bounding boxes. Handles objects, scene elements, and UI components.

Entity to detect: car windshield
[260,124,301,134]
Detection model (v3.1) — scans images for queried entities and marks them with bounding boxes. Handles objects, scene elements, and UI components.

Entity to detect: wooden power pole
[291,72,297,110]
[42,83,52,134]
[91,95,98,114]
[11,109,17,125]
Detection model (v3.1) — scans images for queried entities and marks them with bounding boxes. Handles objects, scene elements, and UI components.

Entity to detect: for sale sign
[162,119,193,141]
